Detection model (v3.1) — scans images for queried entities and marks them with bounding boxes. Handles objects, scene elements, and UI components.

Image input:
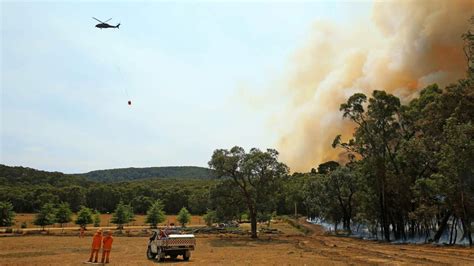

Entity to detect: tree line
[82,166,213,182]
[0,200,192,230]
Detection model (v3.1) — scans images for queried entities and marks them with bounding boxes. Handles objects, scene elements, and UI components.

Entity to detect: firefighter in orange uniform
[88,229,102,263]
[101,230,114,264]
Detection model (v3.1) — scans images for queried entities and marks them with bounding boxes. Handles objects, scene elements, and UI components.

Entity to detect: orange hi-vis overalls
[101,235,114,263]
[88,232,102,262]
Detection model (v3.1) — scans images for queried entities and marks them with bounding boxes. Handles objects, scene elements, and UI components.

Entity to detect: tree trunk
[468,224,473,247]
[460,218,473,246]
[294,202,298,219]
[409,220,415,238]
[390,214,400,240]
[453,218,458,245]
[434,210,452,243]
[250,210,257,238]
[343,216,351,232]
[460,191,473,246]
[374,222,379,240]
[424,224,429,243]
[376,157,390,242]
[400,220,406,241]
[449,217,456,245]
[409,202,416,238]
[379,191,390,241]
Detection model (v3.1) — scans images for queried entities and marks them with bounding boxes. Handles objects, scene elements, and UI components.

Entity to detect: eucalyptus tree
[334,90,410,241]
[209,147,289,238]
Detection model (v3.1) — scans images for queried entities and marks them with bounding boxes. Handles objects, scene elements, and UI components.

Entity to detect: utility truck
[147,229,196,262]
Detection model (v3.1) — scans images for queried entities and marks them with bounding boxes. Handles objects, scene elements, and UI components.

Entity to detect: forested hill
[0,164,216,214]
[78,166,215,182]
[0,164,89,186]
[1,164,215,184]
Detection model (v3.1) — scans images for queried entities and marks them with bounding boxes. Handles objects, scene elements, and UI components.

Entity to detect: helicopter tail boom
[116,23,120,29]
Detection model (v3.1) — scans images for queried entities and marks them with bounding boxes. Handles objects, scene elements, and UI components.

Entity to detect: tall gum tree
[334,91,404,241]
[209,147,289,238]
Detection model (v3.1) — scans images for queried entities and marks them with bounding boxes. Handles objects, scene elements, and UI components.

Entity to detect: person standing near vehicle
[88,229,102,263]
[101,230,114,264]
[79,226,85,238]
[165,223,178,235]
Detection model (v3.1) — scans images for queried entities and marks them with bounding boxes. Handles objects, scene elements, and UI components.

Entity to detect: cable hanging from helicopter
[93,17,131,106]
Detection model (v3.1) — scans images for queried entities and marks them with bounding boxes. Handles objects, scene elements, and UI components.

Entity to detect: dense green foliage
[208,179,247,222]
[111,201,134,229]
[177,207,191,227]
[93,211,101,227]
[203,209,217,226]
[55,202,72,228]
[325,78,473,244]
[304,167,356,232]
[75,206,93,228]
[209,147,289,238]
[0,165,216,215]
[145,200,166,228]
[0,201,15,227]
[34,203,56,230]
[79,166,215,182]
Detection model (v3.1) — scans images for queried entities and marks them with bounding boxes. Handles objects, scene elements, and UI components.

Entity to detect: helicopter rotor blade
[92,17,104,23]
[105,18,112,23]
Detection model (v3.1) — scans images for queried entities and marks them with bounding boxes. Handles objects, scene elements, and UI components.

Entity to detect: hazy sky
[1,1,372,173]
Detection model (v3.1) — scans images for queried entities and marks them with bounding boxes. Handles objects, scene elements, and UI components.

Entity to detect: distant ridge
[0,164,89,186]
[78,166,215,182]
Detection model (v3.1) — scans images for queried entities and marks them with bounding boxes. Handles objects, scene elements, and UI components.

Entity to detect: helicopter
[93,17,120,29]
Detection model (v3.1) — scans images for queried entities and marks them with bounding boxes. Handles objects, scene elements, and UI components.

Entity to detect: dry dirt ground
[1,220,473,266]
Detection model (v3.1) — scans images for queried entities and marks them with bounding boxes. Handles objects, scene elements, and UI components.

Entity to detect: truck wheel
[147,246,157,260]
[157,249,165,262]
[183,250,191,261]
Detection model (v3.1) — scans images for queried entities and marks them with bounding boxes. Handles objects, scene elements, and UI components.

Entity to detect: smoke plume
[276,0,473,172]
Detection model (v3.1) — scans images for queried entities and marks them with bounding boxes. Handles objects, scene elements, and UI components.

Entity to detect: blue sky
[1,1,372,173]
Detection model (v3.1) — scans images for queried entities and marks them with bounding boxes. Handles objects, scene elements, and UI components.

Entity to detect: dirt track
[0,220,472,265]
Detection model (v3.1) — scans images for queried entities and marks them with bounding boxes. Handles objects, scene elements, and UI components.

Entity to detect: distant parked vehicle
[218,221,240,228]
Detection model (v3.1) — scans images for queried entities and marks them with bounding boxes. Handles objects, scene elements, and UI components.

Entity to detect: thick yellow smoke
[277,0,473,172]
